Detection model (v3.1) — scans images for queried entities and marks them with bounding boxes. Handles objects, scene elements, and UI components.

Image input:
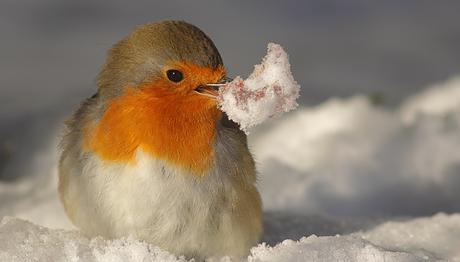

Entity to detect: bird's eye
[166,69,183,83]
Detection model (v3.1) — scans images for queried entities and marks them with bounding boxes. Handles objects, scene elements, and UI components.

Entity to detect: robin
[58,21,262,260]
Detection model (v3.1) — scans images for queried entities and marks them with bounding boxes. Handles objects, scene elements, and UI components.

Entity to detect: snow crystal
[218,43,300,133]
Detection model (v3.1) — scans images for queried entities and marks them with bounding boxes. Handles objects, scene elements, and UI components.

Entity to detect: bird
[58,20,263,260]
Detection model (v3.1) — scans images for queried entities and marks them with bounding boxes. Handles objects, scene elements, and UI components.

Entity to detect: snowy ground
[1,213,460,261]
[1,77,460,261]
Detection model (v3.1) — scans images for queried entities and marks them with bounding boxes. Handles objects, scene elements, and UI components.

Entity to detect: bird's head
[86,21,236,174]
[97,20,226,113]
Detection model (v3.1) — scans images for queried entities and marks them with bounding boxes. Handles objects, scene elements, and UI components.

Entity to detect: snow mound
[400,76,460,124]
[218,43,300,133]
[253,76,460,217]
[253,213,460,261]
[2,213,460,261]
[361,213,460,261]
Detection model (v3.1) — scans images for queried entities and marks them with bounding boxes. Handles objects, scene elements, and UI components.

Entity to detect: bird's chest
[76,149,237,243]
[84,89,221,174]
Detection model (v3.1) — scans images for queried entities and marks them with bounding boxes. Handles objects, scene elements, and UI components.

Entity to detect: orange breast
[83,86,222,176]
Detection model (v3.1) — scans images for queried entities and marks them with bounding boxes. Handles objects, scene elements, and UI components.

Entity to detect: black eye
[166,69,183,83]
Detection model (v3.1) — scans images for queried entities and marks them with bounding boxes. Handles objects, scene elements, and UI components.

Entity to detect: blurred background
[1,0,460,236]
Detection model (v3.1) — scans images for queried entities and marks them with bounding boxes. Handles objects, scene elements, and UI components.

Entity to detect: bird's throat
[83,88,221,175]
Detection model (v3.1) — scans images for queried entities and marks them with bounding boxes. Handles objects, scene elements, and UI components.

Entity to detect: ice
[218,43,300,133]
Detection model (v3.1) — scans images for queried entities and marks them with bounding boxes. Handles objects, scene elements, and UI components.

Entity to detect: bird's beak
[194,77,233,99]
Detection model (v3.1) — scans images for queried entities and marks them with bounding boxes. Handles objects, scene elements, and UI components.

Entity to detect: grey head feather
[97,20,223,101]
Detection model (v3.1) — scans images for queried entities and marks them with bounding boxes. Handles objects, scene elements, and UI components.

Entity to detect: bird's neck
[84,88,221,175]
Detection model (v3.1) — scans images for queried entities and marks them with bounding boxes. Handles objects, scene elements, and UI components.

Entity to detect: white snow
[1,213,460,261]
[218,43,300,133]
[253,77,460,216]
[2,76,460,261]
[0,217,188,262]
[361,213,460,260]
[400,76,460,124]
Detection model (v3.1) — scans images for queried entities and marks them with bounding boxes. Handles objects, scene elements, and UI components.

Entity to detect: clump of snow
[218,43,300,133]
[2,213,460,261]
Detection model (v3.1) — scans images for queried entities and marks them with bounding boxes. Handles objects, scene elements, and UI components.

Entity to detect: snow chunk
[218,43,300,133]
